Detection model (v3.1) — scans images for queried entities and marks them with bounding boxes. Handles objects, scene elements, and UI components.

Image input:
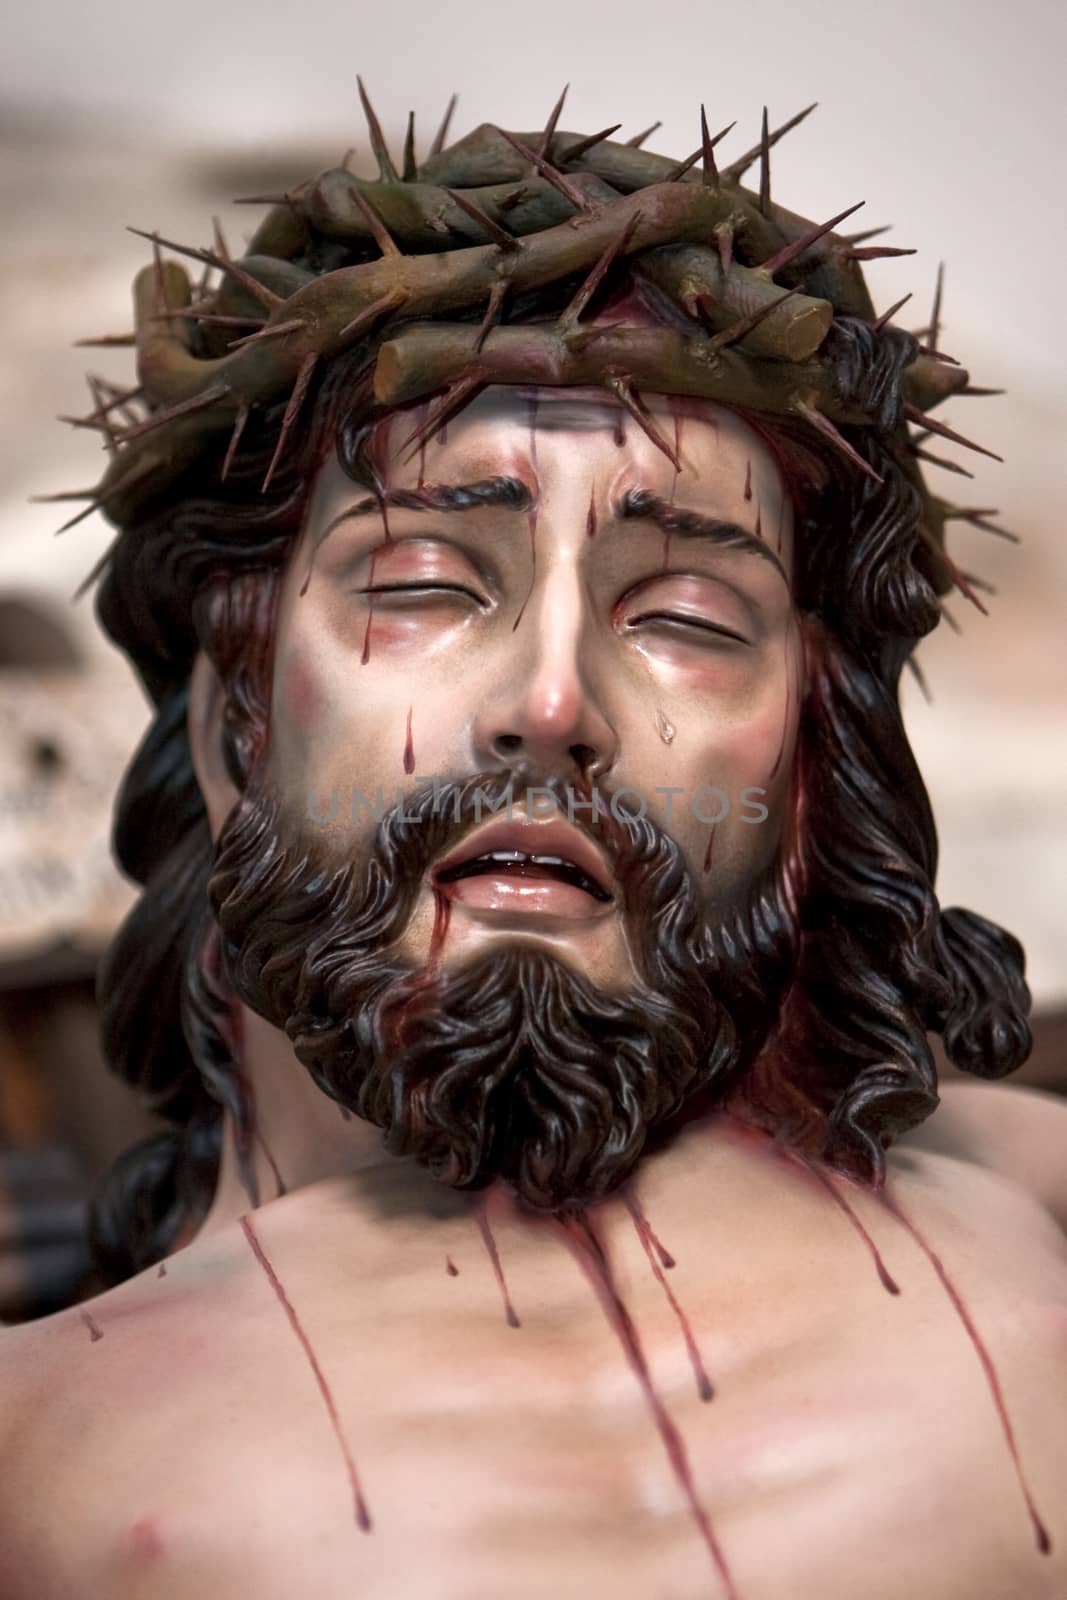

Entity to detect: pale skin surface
[1,390,1065,1600]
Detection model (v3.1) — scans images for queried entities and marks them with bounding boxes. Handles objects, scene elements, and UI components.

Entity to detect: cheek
[282,650,322,732]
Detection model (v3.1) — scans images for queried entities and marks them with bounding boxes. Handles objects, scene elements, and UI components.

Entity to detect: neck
[192,1001,477,1241]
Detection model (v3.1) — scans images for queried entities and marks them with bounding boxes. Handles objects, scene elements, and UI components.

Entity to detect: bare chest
[6,1163,1067,1600]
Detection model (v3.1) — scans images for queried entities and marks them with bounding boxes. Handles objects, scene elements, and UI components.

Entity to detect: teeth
[481,850,524,863]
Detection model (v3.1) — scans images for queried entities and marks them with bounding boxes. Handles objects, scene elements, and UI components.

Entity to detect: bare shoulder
[907,1078,1067,1231]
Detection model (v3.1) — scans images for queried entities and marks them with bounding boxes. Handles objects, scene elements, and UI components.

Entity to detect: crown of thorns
[41,87,1016,611]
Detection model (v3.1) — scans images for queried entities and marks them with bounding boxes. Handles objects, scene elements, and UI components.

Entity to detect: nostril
[570,743,598,777]
[494,734,523,757]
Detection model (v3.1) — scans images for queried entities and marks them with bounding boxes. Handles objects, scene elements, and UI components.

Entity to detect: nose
[472,561,618,784]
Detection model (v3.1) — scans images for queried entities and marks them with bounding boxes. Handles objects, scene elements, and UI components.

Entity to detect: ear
[188,650,241,840]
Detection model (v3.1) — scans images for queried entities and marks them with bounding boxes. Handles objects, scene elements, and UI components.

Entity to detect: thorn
[793,398,884,484]
[86,376,119,457]
[153,308,266,329]
[398,375,484,461]
[872,292,913,332]
[626,121,662,148]
[603,375,681,469]
[348,185,402,256]
[911,446,974,479]
[959,385,1005,398]
[665,118,734,182]
[939,602,962,634]
[918,524,988,615]
[473,280,508,352]
[59,382,145,432]
[337,286,408,342]
[151,236,168,309]
[492,128,592,212]
[721,102,818,184]
[942,507,1020,543]
[442,186,520,250]
[757,199,865,278]
[356,75,399,182]
[536,84,569,160]
[928,261,944,354]
[262,353,319,490]
[127,227,284,311]
[699,105,721,186]
[958,568,996,595]
[231,185,309,207]
[758,106,771,214]
[113,382,232,446]
[496,184,527,212]
[221,405,250,480]
[211,215,233,263]
[558,211,643,330]
[841,224,892,245]
[31,486,104,504]
[71,533,121,602]
[557,124,622,163]
[429,93,458,157]
[402,110,417,182]
[716,223,734,277]
[44,457,154,535]
[842,245,916,261]
[227,317,309,351]
[904,404,1002,463]
[707,287,800,351]
[915,343,960,365]
[72,332,136,348]
[341,147,357,171]
[905,654,932,703]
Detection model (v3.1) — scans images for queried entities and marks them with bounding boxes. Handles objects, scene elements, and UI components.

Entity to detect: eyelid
[626,609,751,645]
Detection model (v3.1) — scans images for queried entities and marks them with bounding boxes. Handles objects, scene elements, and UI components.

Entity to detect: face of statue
[266,386,799,993]
[203,384,804,1212]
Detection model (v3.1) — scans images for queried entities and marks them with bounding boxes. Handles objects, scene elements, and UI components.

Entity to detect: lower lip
[435,872,611,920]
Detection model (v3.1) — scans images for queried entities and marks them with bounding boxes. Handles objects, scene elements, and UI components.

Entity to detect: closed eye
[626,610,751,645]
[355,583,486,603]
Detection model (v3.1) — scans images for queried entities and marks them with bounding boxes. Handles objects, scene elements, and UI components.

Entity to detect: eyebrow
[316,476,533,547]
[614,488,788,583]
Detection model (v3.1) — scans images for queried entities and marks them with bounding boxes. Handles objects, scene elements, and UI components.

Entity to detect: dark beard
[208,766,790,1215]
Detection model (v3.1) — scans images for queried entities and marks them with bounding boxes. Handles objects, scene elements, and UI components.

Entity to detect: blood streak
[878,1190,1051,1555]
[527,395,540,468]
[776,494,786,554]
[426,884,452,975]
[416,404,428,490]
[360,548,380,665]
[702,827,716,873]
[767,621,795,782]
[623,1190,713,1401]
[403,705,415,774]
[157,1262,167,1278]
[754,501,763,541]
[613,414,625,447]
[239,1213,373,1532]
[586,488,597,538]
[669,408,682,505]
[511,501,538,633]
[743,459,752,501]
[80,1310,103,1342]
[475,1199,521,1327]
[445,1256,460,1276]
[795,1158,900,1295]
[558,1209,741,1599]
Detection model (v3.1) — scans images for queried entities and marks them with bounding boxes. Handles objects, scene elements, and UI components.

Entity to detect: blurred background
[1,0,1064,1318]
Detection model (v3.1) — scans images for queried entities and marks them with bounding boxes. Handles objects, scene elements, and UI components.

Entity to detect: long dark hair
[87,310,1030,1285]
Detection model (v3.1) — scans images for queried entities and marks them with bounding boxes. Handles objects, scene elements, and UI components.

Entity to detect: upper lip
[431,813,616,901]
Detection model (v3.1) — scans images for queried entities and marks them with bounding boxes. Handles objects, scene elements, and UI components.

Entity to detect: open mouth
[435,848,613,903]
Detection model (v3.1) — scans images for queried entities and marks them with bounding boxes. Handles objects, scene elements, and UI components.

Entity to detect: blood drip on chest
[445,1256,460,1276]
[877,1189,1051,1555]
[79,1309,104,1342]
[475,1200,521,1327]
[557,1208,742,1599]
[623,1189,714,1401]
[796,1158,899,1295]
[240,1213,373,1531]
[702,827,716,873]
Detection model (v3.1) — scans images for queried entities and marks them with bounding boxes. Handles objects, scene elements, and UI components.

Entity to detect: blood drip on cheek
[402,706,415,774]
[877,1190,1052,1556]
[586,489,597,538]
[556,1208,742,1599]
[792,1157,900,1295]
[743,459,752,501]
